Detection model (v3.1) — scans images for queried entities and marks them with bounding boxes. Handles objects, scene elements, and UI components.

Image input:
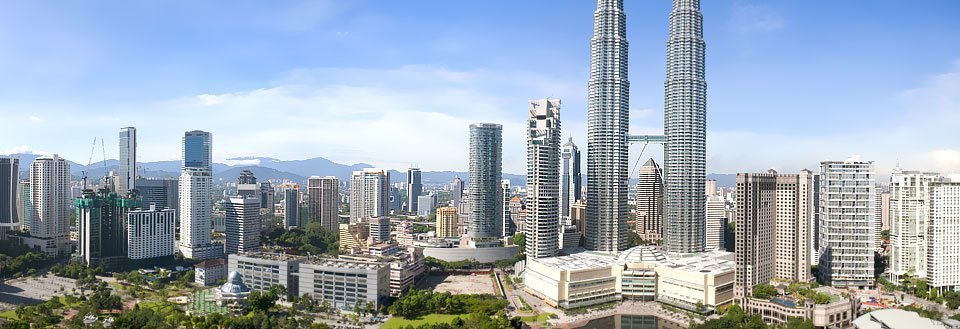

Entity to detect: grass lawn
[519,312,552,327]
[381,313,463,329]
[0,309,18,320]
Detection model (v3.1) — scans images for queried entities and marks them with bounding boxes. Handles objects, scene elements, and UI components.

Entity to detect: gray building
[525,99,561,259]
[236,170,258,197]
[259,182,274,212]
[452,176,464,209]
[182,130,212,171]
[225,195,260,255]
[560,138,581,220]
[308,176,340,231]
[662,0,708,254]
[118,127,137,195]
[0,157,18,237]
[228,252,305,299]
[298,257,391,311]
[283,184,301,228]
[734,172,776,301]
[136,178,179,220]
[16,180,30,233]
[369,217,390,243]
[819,156,876,288]
[467,123,503,247]
[416,194,435,218]
[586,0,630,252]
[389,187,401,212]
[635,159,663,242]
[406,168,422,213]
[77,188,140,271]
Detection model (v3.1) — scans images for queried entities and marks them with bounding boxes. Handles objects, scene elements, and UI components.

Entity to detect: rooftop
[235,251,307,262]
[852,309,944,329]
[304,257,385,270]
[530,246,734,274]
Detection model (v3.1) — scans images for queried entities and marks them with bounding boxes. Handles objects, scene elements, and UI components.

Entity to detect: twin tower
[586,0,707,254]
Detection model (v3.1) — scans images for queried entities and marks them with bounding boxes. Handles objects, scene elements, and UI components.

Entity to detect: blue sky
[1,1,958,176]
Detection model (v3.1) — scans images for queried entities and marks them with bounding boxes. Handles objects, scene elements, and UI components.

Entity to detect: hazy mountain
[214,166,307,183]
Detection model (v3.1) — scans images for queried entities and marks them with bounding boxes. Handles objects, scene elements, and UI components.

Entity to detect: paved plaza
[0,275,76,311]
[418,274,497,295]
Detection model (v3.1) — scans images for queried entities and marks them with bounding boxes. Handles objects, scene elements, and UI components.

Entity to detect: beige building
[435,207,458,238]
[743,288,858,329]
[735,172,777,300]
[523,246,734,312]
[635,159,663,242]
[774,170,813,283]
[705,196,725,250]
[339,221,369,253]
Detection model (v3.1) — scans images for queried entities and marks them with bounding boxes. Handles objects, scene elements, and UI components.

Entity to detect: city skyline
[1,1,958,176]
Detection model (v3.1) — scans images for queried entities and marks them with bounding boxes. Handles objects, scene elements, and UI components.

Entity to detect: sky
[1,1,959,177]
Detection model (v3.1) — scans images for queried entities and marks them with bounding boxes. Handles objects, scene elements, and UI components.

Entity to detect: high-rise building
[259,182,274,212]
[309,176,340,231]
[436,207,458,238]
[127,205,176,260]
[810,173,822,266]
[635,159,664,242]
[525,98,561,259]
[467,123,503,247]
[182,130,212,171]
[136,178,179,221]
[705,196,725,250]
[369,217,390,243]
[452,176,464,209]
[705,179,717,197]
[118,127,137,195]
[735,173,776,300]
[417,194,435,218]
[350,169,390,222]
[226,172,261,255]
[179,167,221,260]
[502,180,515,237]
[0,157,18,236]
[560,138,581,220]
[586,0,629,252]
[406,168,422,213]
[389,187,401,211]
[926,179,960,293]
[237,170,258,197]
[16,180,30,233]
[819,156,875,288]
[663,0,708,254]
[888,170,941,281]
[880,190,890,235]
[77,188,140,270]
[27,155,71,256]
[283,183,301,228]
[774,170,813,283]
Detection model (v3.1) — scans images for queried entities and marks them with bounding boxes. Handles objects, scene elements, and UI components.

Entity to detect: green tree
[514,233,525,252]
[752,284,778,299]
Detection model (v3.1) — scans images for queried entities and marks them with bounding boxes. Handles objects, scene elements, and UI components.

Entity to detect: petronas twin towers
[586,0,706,253]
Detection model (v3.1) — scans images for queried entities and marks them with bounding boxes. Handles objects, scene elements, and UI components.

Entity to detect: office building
[369,217,390,243]
[888,171,942,281]
[236,170,258,197]
[127,205,176,260]
[705,196,725,250]
[468,123,503,247]
[228,252,305,299]
[406,168,422,213]
[635,159,663,242]
[308,176,339,231]
[586,0,629,252]
[340,222,370,253]
[525,98,561,259]
[663,0,708,254]
[283,183,300,228]
[559,221,581,252]
[735,172,776,300]
[77,188,140,270]
[298,257,390,311]
[819,156,875,288]
[389,187,401,211]
[16,180,30,233]
[195,258,227,286]
[501,180,515,237]
[417,194,435,218]
[436,207,458,238]
[118,127,137,195]
[560,138,581,220]
[259,182,274,212]
[179,167,221,260]
[225,195,260,255]
[25,155,71,256]
[350,169,390,222]
[926,179,960,293]
[774,170,813,283]
[452,176,464,209]
[136,178,179,220]
[182,130,212,171]
[0,157,18,237]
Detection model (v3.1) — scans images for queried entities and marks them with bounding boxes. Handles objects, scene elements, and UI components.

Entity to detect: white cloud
[223,158,262,166]
[28,116,41,122]
[196,94,223,106]
[925,150,960,174]
[731,3,786,33]
[0,145,52,156]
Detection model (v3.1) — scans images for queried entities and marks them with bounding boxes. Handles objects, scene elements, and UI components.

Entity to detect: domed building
[216,271,251,307]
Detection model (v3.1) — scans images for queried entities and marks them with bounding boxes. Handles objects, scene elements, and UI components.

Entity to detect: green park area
[380,313,463,329]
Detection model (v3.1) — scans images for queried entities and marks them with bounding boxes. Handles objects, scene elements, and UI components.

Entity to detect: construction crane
[81,137,97,190]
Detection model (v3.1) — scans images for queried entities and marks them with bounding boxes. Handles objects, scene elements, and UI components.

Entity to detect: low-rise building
[340,221,369,253]
[297,257,390,311]
[852,308,946,329]
[228,252,305,299]
[743,287,858,328]
[196,258,227,286]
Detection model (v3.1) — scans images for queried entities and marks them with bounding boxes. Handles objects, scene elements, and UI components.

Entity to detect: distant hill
[214,166,307,183]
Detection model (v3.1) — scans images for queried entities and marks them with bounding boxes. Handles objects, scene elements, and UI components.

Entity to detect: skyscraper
[350,168,390,222]
[127,205,176,260]
[452,176,464,209]
[501,180,515,237]
[926,179,960,293]
[136,178,179,220]
[283,183,301,228]
[888,170,941,281]
[0,157,19,237]
[259,181,274,212]
[417,194,436,218]
[225,194,260,255]
[118,127,137,195]
[179,167,220,260]
[635,159,663,242]
[16,180,30,233]
[734,172,776,301]
[436,207,458,238]
[236,170,258,197]
[705,196,725,250]
[77,188,140,270]
[182,130,212,171]
[525,99,561,259]
[27,155,71,256]
[468,123,503,247]
[774,170,813,283]
[560,138,581,220]
[308,176,340,231]
[663,0,708,254]
[406,168,422,213]
[819,156,875,288]
[586,0,630,252]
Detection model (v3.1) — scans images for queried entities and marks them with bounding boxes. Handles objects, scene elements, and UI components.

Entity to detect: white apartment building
[179,167,221,260]
[26,155,71,257]
[819,156,875,288]
[705,196,725,250]
[888,171,941,281]
[525,98,561,259]
[927,180,960,293]
[349,169,390,222]
[298,257,390,311]
[127,205,176,260]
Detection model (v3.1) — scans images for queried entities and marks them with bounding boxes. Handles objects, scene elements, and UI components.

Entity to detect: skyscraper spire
[663,0,707,254]
[586,0,629,252]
